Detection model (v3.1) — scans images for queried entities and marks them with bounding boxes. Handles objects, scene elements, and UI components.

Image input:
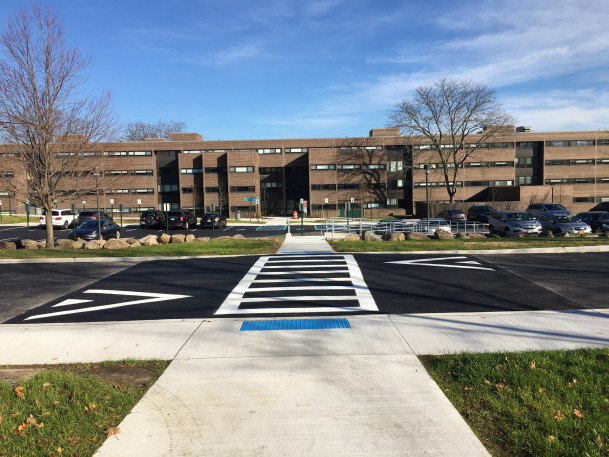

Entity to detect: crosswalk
[214,254,378,315]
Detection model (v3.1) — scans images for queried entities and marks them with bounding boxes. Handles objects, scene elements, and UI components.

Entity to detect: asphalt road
[3,252,607,324]
[0,223,325,241]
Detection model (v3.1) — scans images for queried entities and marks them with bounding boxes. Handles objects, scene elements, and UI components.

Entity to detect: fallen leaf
[597,435,604,444]
[104,427,120,436]
[554,410,565,421]
[573,409,584,420]
[538,387,546,393]
[88,403,97,409]
[464,386,473,391]
[14,386,24,397]
[0,415,2,425]
[529,361,536,369]
[16,422,28,435]
[484,379,491,384]
[57,446,63,453]
[43,382,50,387]
[547,435,556,442]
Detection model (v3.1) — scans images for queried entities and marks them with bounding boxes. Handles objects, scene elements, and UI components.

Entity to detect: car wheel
[62,220,69,230]
[555,229,561,235]
[145,215,155,225]
[488,225,494,235]
[504,228,511,236]
[594,226,602,233]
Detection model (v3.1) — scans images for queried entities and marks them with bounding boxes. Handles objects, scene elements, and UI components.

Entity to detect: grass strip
[0,238,280,259]
[420,348,609,457]
[0,360,169,457]
[330,237,609,252]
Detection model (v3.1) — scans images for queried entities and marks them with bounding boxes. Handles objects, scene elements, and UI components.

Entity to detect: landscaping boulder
[170,234,186,244]
[405,231,428,240]
[600,231,609,238]
[231,234,246,240]
[104,238,130,249]
[55,239,75,249]
[128,241,142,248]
[21,239,40,250]
[185,234,195,243]
[364,231,382,241]
[0,241,17,250]
[157,233,171,245]
[124,238,139,245]
[466,232,486,239]
[193,237,210,243]
[84,240,103,249]
[382,232,405,241]
[434,230,454,240]
[139,235,159,246]
[212,236,231,241]
[73,240,86,249]
[343,234,361,241]
[540,230,554,238]
[455,232,468,239]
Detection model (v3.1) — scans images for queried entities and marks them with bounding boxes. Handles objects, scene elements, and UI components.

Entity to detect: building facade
[1,128,609,217]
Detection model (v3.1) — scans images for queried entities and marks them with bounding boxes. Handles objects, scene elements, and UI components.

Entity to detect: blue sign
[244,197,257,201]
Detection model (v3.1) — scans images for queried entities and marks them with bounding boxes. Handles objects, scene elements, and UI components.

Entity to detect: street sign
[244,196,257,201]
[110,198,114,205]
[255,198,259,205]
[137,199,141,205]
[350,197,354,203]
[324,197,329,204]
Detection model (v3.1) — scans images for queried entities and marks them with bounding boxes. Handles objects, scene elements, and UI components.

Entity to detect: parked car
[488,211,542,236]
[68,219,121,241]
[167,209,197,230]
[76,210,112,226]
[375,218,403,231]
[416,218,453,235]
[537,214,591,235]
[140,210,166,229]
[525,203,571,219]
[589,202,609,212]
[200,212,227,229]
[575,212,609,233]
[39,209,76,230]
[467,205,495,223]
[437,209,466,222]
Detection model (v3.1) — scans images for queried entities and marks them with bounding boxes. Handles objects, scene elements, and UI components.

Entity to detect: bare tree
[388,77,515,202]
[122,120,187,141]
[0,5,117,246]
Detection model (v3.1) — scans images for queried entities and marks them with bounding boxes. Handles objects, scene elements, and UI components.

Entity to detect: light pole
[424,164,430,218]
[551,184,555,203]
[93,170,102,240]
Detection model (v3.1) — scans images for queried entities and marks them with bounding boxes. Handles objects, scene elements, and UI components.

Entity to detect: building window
[490,161,514,167]
[205,167,227,173]
[183,150,202,154]
[259,167,281,174]
[106,189,129,194]
[337,183,360,190]
[490,180,513,187]
[518,176,533,186]
[545,179,569,184]
[310,164,335,170]
[515,157,533,168]
[570,159,594,165]
[157,185,177,193]
[464,181,489,187]
[597,177,609,183]
[387,198,398,206]
[545,140,595,147]
[517,142,535,149]
[261,182,282,188]
[133,188,155,194]
[571,178,594,184]
[490,142,514,148]
[180,168,203,174]
[229,166,254,173]
[337,164,360,170]
[388,161,404,172]
[545,160,570,166]
[362,164,386,170]
[285,148,308,153]
[597,159,609,165]
[230,186,256,192]
[573,196,594,203]
[465,162,488,168]
[132,169,153,175]
[597,196,609,202]
[128,151,152,156]
[205,187,219,193]
[258,148,281,154]
[0,172,14,177]
[311,184,337,191]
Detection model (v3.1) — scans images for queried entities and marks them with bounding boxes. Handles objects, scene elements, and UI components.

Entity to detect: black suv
[200,212,227,229]
[140,210,166,228]
[467,205,495,222]
[77,210,112,226]
[589,202,609,212]
[167,210,197,230]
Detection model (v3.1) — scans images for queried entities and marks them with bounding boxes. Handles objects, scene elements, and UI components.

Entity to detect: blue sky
[1,0,608,140]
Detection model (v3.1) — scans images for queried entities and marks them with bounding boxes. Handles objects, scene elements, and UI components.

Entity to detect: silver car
[537,214,591,235]
[488,211,542,236]
[416,218,453,235]
[525,202,571,219]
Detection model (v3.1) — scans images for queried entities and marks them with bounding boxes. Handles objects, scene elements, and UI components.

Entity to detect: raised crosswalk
[214,254,378,315]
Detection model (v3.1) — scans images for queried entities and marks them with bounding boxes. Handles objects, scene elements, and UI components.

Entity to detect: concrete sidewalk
[0,235,608,456]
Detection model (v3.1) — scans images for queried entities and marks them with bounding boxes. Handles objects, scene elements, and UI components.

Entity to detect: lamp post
[424,164,430,218]
[93,170,102,240]
[551,184,555,203]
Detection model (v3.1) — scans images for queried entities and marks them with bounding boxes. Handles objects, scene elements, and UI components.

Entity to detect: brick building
[1,127,609,217]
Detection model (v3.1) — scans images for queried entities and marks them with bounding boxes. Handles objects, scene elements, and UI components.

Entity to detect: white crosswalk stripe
[215,254,378,315]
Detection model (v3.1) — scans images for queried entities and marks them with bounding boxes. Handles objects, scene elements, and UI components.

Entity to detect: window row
[545,178,609,184]
[104,151,152,156]
[546,159,609,166]
[310,164,386,170]
[106,169,153,175]
[545,140,595,147]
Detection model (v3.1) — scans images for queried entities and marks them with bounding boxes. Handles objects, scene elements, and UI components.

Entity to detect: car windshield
[585,213,609,220]
[555,215,578,223]
[507,213,533,221]
[169,211,182,217]
[477,206,494,212]
[545,204,567,211]
[79,220,99,229]
[446,210,462,215]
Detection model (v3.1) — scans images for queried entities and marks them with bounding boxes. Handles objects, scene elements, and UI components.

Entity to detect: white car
[415,218,453,235]
[537,214,591,235]
[39,209,76,230]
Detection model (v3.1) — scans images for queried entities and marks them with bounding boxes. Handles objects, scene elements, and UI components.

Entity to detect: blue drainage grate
[240,318,350,331]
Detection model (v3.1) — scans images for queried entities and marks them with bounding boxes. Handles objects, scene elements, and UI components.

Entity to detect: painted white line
[25,289,192,321]
[386,256,494,271]
[253,277,352,283]
[265,259,345,263]
[241,285,355,292]
[261,264,346,269]
[344,254,378,311]
[52,298,93,308]
[252,269,348,275]
[240,295,358,302]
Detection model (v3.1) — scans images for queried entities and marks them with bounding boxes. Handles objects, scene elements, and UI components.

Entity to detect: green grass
[0,360,169,457]
[0,215,29,224]
[420,349,609,457]
[330,236,609,252]
[0,238,280,259]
